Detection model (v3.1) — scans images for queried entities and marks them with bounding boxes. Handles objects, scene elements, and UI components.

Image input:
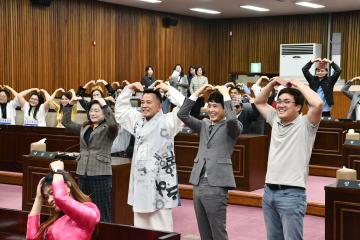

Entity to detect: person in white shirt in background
[0,85,19,125]
[18,88,52,127]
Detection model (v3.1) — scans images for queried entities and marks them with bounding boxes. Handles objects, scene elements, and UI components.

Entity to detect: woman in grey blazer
[169,64,189,97]
[62,97,118,222]
[341,76,360,120]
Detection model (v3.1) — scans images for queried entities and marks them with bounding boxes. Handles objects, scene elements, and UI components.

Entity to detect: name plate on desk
[337,179,360,189]
[30,151,57,159]
[0,118,11,125]
[344,139,360,146]
[24,120,38,127]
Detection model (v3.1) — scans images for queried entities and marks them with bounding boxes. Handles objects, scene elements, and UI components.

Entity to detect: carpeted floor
[247,176,335,203]
[173,199,324,240]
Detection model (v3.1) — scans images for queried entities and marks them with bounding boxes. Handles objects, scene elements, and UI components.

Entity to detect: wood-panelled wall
[333,12,360,80]
[0,0,360,92]
[210,11,360,82]
[228,14,329,74]
[0,0,210,92]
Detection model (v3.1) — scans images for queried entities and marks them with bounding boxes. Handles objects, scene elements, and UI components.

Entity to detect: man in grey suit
[177,84,242,240]
[341,76,360,120]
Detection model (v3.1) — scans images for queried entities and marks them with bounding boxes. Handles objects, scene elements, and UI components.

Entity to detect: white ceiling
[98,0,360,19]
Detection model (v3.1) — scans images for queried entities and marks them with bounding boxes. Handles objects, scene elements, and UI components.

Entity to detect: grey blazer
[62,105,118,176]
[341,81,360,120]
[170,76,189,96]
[177,98,242,188]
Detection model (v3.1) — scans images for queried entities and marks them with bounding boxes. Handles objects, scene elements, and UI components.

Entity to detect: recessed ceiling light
[295,2,325,8]
[240,5,270,12]
[140,0,162,3]
[190,8,221,15]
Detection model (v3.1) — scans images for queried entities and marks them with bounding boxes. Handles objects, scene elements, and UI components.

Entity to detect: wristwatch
[54,169,66,175]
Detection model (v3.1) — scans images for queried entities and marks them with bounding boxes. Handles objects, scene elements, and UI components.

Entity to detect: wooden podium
[22,155,133,225]
[325,183,360,240]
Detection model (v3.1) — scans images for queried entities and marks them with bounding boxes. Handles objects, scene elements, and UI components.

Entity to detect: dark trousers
[78,175,112,222]
[322,111,331,117]
[193,177,229,240]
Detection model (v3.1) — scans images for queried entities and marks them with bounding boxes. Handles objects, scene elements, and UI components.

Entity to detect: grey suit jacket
[341,81,360,120]
[62,105,118,176]
[177,98,242,188]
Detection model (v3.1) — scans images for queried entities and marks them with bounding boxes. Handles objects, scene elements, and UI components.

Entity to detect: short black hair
[145,65,154,72]
[188,65,196,76]
[208,91,224,108]
[62,91,73,100]
[196,66,205,75]
[143,88,163,103]
[277,87,305,113]
[229,86,241,94]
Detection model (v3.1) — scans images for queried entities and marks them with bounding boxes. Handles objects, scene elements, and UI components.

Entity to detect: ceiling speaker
[162,17,178,28]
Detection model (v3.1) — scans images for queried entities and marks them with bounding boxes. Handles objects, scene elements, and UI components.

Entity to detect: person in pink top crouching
[26,160,100,240]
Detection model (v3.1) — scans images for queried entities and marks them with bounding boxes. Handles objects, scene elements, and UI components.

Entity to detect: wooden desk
[22,155,133,225]
[175,133,268,191]
[0,125,78,172]
[325,183,360,240]
[6,121,360,187]
[343,144,360,180]
[0,208,180,240]
[310,120,360,176]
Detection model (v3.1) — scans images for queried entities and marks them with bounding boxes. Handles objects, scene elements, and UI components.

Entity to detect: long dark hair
[188,65,196,77]
[174,64,184,77]
[0,88,11,103]
[59,91,73,113]
[28,91,45,120]
[35,172,92,239]
[90,86,105,101]
[0,88,11,119]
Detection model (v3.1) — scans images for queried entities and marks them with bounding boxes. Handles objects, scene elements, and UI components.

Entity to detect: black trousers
[78,175,112,222]
[322,111,331,117]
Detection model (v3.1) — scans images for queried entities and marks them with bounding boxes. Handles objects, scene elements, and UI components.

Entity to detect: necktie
[209,124,214,135]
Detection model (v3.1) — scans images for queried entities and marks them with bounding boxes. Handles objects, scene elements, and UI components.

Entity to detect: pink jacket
[26,180,100,240]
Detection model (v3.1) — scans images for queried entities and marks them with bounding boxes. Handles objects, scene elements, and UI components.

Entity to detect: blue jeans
[262,185,307,240]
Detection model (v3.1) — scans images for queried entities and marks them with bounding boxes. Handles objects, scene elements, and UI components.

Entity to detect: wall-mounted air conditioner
[280,43,322,81]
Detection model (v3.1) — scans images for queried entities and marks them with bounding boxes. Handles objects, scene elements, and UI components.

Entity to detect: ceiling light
[190,8,221,15]
[140,0,162,3]
[240,5,270,12]
[295,2,325,8]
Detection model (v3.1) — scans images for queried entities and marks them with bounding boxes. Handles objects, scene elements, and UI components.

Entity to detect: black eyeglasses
[276,99,296,105]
